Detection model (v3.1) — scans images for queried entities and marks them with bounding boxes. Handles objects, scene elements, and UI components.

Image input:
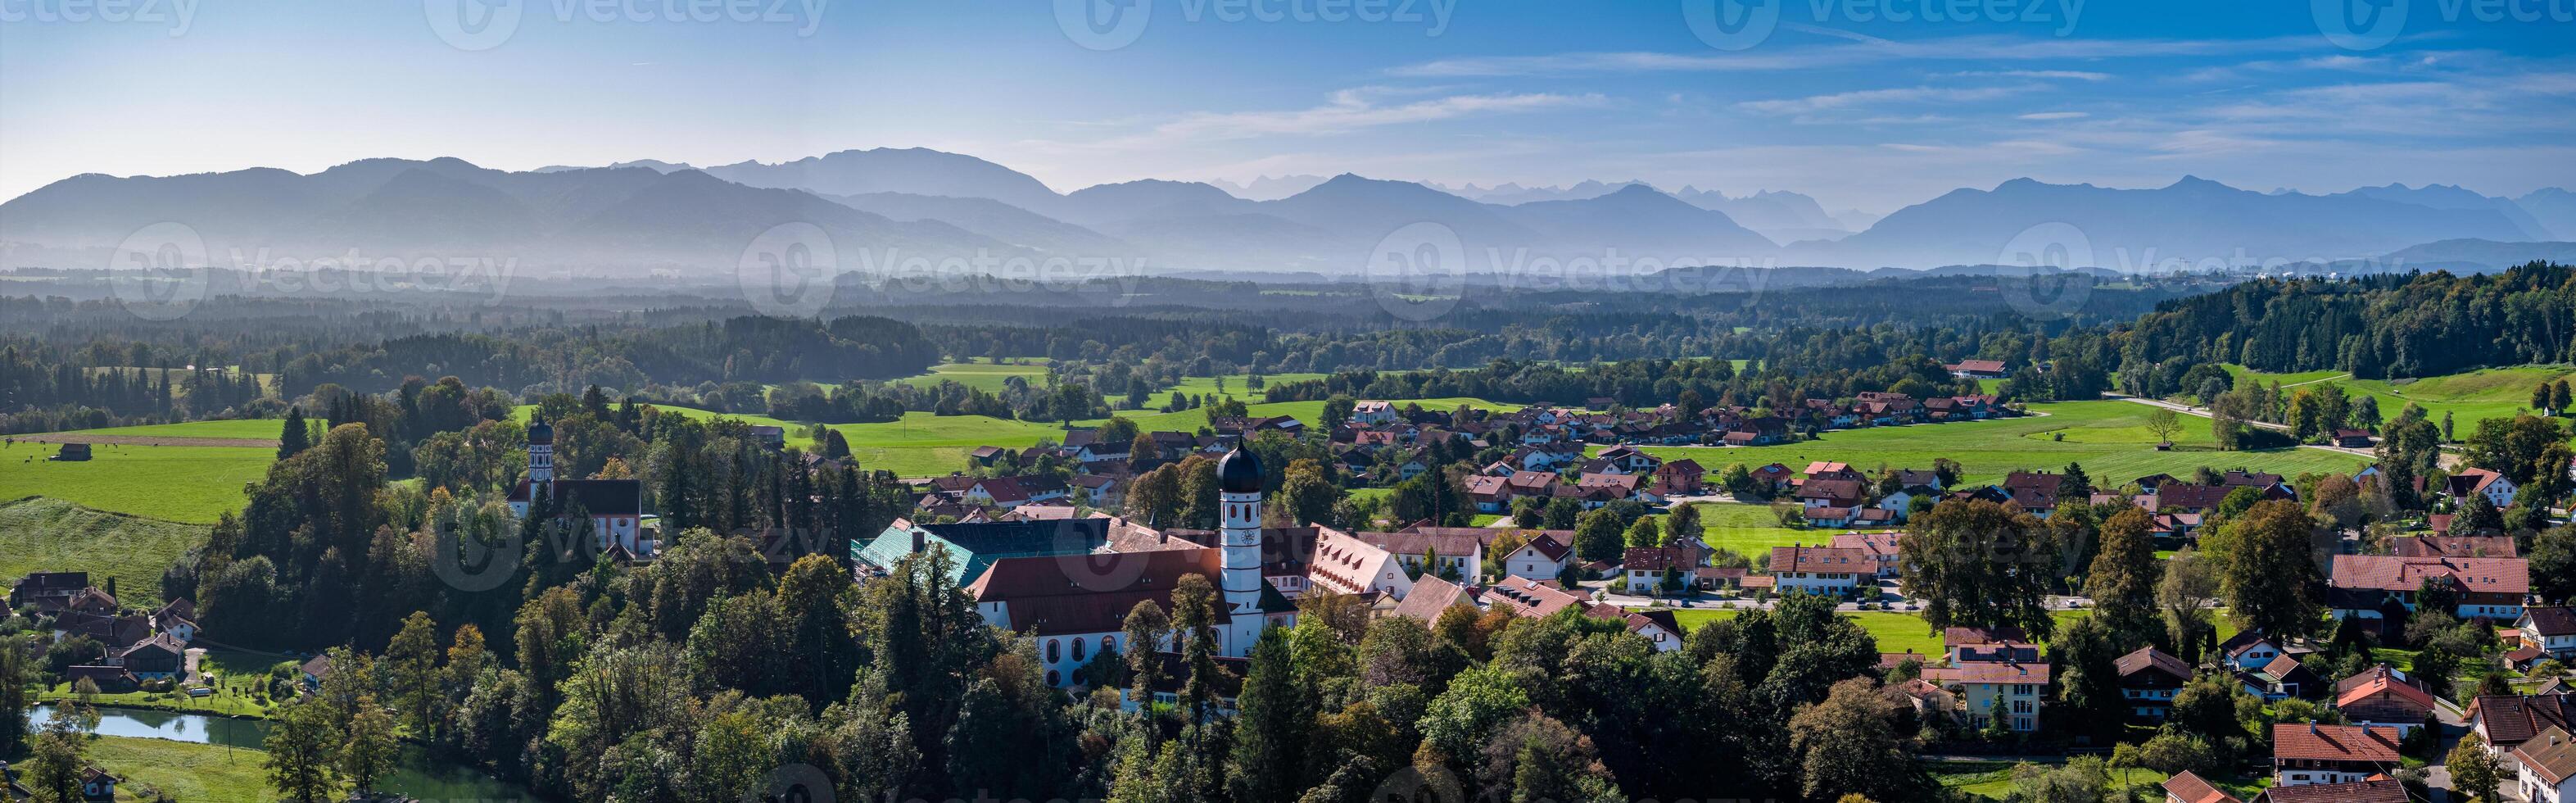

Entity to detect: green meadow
[894,361,1055,393]
[0,440,271,524]
[0,497,210,607]
[1620,401,2368,488]
[1681,501,1821,559]
[2224,363,2576,430]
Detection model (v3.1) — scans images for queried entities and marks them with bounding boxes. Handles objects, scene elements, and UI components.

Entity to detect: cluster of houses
[2133,612,2576,803]
[7,571,198,694]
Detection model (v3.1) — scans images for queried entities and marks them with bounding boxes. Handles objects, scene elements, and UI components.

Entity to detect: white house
[1351,401,1397,425]
[2448,467,2519,509]
[2522,607,2576,659]
[1306,528,1415,600]
[1765,545,1867,596]
[2516,726,2576,803]
[1923,660,2049,733]
[1500,532,1573,581]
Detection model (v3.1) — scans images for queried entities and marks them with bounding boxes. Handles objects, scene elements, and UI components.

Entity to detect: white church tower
[526,414,555,485]
[1214,442,1268,656]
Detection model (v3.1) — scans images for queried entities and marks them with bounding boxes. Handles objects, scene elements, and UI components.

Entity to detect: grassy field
[2224,363,2576,429]
[0,497,210,607]
[1931,760,2174,800]
[0,441,270,524]
[1682,501,1822,558]
[1620,401,2368,488]
[85,736,274,802]
[1137,372,1329,410]
[525,403,1080,479]
[894,361,1054,393]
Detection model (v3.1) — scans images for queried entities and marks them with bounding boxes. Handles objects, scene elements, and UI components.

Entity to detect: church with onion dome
[505,413,652,557]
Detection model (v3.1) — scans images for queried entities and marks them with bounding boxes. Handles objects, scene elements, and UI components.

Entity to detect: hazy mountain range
[5,147,2570,278]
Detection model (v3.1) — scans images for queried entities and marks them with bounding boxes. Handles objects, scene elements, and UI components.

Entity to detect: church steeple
[527,413,555,485]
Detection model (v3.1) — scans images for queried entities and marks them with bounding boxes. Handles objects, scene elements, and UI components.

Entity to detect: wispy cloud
[1388,33,2329,78]
[2018,111,2089,120]
[1736,85,2027,116]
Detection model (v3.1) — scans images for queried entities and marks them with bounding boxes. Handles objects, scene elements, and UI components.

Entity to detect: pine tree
[1227,629,1312,803]
[278,406,310,460]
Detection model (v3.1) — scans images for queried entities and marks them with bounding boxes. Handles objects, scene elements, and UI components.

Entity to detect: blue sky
[2,0,2570,213]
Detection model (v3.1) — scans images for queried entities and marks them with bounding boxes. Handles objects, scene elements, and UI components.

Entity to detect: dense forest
[2124,261,2576,378]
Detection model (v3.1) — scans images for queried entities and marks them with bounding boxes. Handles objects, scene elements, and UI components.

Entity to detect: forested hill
[2123,261,2576,379]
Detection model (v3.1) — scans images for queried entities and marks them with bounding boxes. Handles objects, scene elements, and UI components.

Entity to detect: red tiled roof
[1769,545,1869,574]
[2251,778,2404,803]
[2336,671,2438,713]
[2328,555,2528,595]
[1391,574,1473,624]
[2270,723,2402,763]
[2160,771,2239,803]
[1486,576,1586,619]
[1923,660,2050,685]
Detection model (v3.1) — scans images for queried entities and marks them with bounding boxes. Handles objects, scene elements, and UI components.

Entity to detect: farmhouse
[2113,646,2192,721]
[2326,554,2529,622]
[2269,722,2402,787]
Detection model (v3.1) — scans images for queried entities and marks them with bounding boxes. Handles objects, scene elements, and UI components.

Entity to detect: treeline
[2124,261,2576,379]
[172,393,912,650]
[0,349,272,433]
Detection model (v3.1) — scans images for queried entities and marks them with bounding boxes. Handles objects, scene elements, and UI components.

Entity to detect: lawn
[1929,760,2174,800]
[84,736,274,803]
[0,497,210,607]
[2224,363,2576,430]
[895,361,1055,393]
[0,441,271,524]
[1678,501,1821,559]
[1619,401,2367,488]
